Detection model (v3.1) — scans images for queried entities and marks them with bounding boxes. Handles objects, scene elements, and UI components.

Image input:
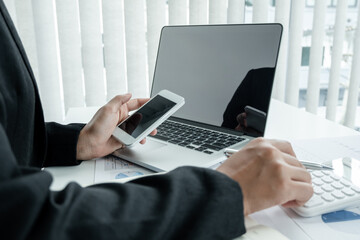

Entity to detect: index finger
[126,98,149,111]
[288,181,314,205]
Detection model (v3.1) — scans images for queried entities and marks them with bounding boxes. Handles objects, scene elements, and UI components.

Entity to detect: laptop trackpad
[128,140,167,152]
[114,140,167,157]
[112,140,169,172]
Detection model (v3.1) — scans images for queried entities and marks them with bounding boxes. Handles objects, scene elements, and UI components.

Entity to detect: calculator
[291,157,360,217]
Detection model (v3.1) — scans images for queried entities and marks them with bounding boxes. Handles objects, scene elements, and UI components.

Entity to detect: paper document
[283,207,360,240]
[288,135,360,240]
[292,135,360,164]
[94,155,154,183]
[251,206,311,240]
[233,216,288,240]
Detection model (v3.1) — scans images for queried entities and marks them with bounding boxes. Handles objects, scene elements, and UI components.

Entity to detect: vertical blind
[306,0,327,114]
[13,0,39,84]
[227,0,244,24]
[345,2,360,128]
[56,0,85,111]
[326,0,348,122]
[209,0,227,24]
[285,0,305,106]
[189,0,208,24]
[32,0,63,121]
[3,0,360,129]
[146,0,166,86]
[272,0,290,101]
[102,0,127,100]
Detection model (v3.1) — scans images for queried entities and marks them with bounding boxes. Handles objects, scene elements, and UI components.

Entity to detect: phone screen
[118,95,176,138]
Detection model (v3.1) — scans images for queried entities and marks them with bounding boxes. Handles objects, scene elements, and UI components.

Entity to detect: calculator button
[292,171,360,217]
[322,193,335,202]
[321,185,334,192]
[314,186,324,195]
[330,174,341,181]
[331,190,345,199]
[340,179,351,187]
[304,197,323,208]
[342,188,355,196]
[351,185,360,193]
[321,176,333,183]
[331,182,344,190]
[312,171,324,178]
[313,178,323,186]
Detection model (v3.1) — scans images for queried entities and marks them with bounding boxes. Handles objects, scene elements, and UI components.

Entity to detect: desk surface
[48,99,358,190]
[47,98,360,240]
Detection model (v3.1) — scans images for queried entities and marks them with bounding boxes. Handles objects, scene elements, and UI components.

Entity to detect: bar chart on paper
[94,156,154,183]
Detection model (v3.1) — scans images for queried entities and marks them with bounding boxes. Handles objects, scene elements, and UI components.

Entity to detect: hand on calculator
[291,169,360,217]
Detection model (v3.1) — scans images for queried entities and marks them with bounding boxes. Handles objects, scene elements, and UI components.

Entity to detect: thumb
[107,93,132,111]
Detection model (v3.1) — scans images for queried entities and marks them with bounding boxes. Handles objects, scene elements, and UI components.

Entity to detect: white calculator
[291,157,360,217]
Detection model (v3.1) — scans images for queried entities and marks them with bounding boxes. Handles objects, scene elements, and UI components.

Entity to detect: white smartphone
[112,89,185,146]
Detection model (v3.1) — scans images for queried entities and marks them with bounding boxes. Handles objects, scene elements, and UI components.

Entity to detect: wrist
[76,128,94,160]
[242,188,250,216]
[216,167,250,216]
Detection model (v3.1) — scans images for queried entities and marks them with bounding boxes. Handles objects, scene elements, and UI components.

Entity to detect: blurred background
[3,0,360,131]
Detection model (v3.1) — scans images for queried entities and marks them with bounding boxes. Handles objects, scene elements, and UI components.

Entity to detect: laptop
[113,24,283,172]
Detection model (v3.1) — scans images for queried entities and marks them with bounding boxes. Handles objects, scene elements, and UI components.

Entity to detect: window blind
[168,0,187,25]
[56,0,85,111]
[14,0,39,84]
[227,0,244,24]
[146,0,166,86]
[306,0,327,114]
[326,0,348,121]
[102,0,128,100]
[32,0,63,121]
[78,0,106,106]
[124,0,148,98]
[272,0,290,102]
[189,0,208,24]
[252,0,268,23]
[3,0,359,129]
[285,0,305,107]
[209,0,227,24]
[344,3,360,128]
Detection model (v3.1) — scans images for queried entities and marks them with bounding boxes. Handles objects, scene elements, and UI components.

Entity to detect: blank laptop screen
[151,24,282,136]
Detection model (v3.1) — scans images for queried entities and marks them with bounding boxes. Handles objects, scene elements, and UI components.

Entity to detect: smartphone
[112,90,185,146]
[244,105,267,133]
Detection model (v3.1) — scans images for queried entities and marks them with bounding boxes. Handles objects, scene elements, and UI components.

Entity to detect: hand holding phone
[112,90,185,146]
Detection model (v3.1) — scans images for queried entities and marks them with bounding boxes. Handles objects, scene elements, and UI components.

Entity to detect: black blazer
[0,1,245,239]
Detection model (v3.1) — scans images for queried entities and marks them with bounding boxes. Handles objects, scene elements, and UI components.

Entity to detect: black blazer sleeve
[44,122,85,167]
[0,1,247,238]
[0,124,246,239]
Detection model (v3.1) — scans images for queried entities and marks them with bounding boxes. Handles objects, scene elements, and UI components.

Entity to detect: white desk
[46,98,360,239]
[47,99,358,189]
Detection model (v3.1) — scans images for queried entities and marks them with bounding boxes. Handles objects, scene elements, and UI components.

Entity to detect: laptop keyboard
[150,120,246,154]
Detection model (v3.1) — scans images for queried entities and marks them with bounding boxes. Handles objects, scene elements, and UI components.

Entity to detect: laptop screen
[151,24,282,137]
